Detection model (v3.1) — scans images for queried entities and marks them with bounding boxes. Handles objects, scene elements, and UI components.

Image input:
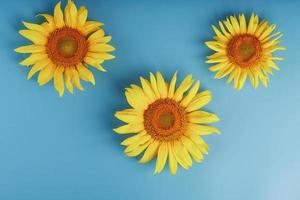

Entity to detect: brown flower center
[144,99,186,141]
[46,27,88,66]
[227,34,262,68]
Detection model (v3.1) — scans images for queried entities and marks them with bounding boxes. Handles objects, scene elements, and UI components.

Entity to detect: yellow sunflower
[15,0,115,96]
[205,14,285,90]
[114,72,220,175]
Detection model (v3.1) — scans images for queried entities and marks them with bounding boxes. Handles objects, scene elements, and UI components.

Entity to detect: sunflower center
[227,34,262,68]
[144,99,186,141]
[58,37,78,57]
[46,27,88,66]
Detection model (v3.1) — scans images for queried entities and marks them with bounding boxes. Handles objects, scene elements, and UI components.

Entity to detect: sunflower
[15,0,115,96]
[114,72,220,174]
[205,14,285,90]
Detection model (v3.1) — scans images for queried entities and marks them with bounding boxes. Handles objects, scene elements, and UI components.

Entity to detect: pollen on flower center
[144,98,186,141]
[58,37,78,57]
[158,111,175,129]
[227,34,262,68]
[46,27,88,66]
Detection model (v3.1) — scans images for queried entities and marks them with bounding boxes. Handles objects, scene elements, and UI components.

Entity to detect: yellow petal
[115,109,142,124]
[113,123,144,134]
[180,145,193,167]
[223,19,235,35]
[168,142,178,175]
[88,29,105,42]
[19,53,47,66]
[206,56,228,63]
[84,57,107,72]
[237,70,247,90]
[230,16,240,34]
[173,74,193,102]
[76,63,95,85]
[180,81,200,107]
[82,21,103,35]
[27,59,51,79]
[64,67,74,94]
[188,111,220,124]
[139,140,160,163]
[218,21,230,38]
[19,30,47,45]
[125,139,152,157]
[86,52,115,61]
[260,24,276,40]
[186,90,212,112]
[255,21,269,38]
[168,71,177,98]
[89,36,112,45]
[214,63,234,79]
[68,0,78,28]
[149,72,160,98]
[239,14,247,34]
[15,45,45,53]
[54,1,64,28]
[212,25,227,42]
[121,131,146,146]
[54,66,65,97]
[205,41,226,53]
[186,123,220,135]
[154,143,168,174]
[124,134,151,153]
[64,0,72,26]
[125,86,149,110]
[188,135,209,154]
[70,67,84,91]
[182,136,203,162]
[172,141,189,169]
[77,6,88,29]
[233,68,242,89]
[88,44,115,53]
[156,72,168,98]
[38,14,54,25]
[38,64,55,86]
[140,77,156,102]
[22,22,49,36]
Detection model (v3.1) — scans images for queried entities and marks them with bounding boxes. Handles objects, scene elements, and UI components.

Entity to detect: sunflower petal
[168,142,178,175]
[38,64,55,86]
[154,143,168,174]
[64,67,74,94]
[180,81,200,107]
[168,71,178,98]
[70,67,84,91]
[186,123,220,135]
[173,74,194,102]
[27,59,51,79]
[54,66,65,97]
[188,111,220,124]
[77,6,88,29]
[156,72,168,98]
[15,45,45,53]
[76,63,95,85]
[22,22,49,36]
[53,1,64,28]
[19,53,47,66]
[115,109,142,124]
[139,140,160,163]
[113,123,144,134]
[186,90,212,112]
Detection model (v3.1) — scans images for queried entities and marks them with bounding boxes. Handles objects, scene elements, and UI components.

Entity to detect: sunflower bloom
[15,0,115,96]
[114,72,220,175]
[205,14,285,90]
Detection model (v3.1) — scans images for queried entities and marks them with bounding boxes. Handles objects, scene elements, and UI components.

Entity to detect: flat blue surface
[0,0,299,199]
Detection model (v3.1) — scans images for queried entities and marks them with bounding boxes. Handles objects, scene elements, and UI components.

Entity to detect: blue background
[0,0,299,199]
